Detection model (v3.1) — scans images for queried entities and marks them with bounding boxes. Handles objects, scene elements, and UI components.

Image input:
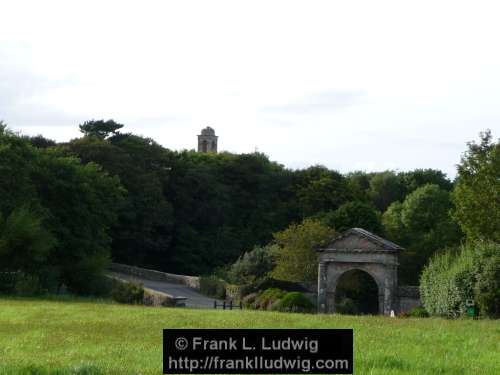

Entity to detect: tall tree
[369,171,405,211]
[383,184,462,284]
[79,119,124,139]
[0,128,123,295]
[295,166,352,217]
[452,130,500,242]
[321,201,382,233]
[271,219,334,282]
[399,168,453,194]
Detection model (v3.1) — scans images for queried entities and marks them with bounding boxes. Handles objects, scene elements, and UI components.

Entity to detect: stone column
[378,292,385,315]
[382,274,390,315]
[317,261,327,313]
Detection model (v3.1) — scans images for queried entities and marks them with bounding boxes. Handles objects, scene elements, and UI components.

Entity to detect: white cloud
[1,0,499,177]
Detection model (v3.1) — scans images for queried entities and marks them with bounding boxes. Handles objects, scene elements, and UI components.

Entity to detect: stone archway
[334,269,380,314]
[317,228,403,315]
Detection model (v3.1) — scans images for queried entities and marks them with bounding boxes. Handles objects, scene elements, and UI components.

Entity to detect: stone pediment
[318,228,403,253]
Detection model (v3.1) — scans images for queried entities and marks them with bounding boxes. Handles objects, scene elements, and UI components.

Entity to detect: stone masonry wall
[397,286,422,313]
[110,263,200,290]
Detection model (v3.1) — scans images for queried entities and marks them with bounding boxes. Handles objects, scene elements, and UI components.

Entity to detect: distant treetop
[79,119,124,139]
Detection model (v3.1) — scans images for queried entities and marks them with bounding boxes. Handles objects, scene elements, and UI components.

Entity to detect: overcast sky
[1,1,499,177]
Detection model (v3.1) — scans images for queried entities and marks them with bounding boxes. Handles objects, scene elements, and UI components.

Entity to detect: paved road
[108,272,220,309]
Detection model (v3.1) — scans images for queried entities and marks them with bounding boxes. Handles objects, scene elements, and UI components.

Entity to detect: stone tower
[197,126,218,153]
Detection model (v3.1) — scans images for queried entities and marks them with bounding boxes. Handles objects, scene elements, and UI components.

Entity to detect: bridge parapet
[110,263,200,290]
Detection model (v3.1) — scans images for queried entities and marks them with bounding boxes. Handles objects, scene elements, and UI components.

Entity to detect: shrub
[14,273,42,296]
[199,275,226,299]
[273,291,315,313]
[420,246,474,318]
[420,240,499,318]
[254,288,286,310]
[240,277,309,297]
[241,292,258,308]
[0,271,18,294]
[401,306,430,318]
[472,241,500,318]
[226,245,274,285]
[111,280,144,304]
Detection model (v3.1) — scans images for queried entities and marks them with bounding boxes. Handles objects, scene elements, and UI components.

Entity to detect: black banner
[163,329,353,374]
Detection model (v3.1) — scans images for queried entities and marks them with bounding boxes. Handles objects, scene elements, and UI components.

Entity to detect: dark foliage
[111,279,145,304]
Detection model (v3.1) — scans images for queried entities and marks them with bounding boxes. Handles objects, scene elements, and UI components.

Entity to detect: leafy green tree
[295,166,351,217]
[164,150,295,274]
[271,219,334,282]
[473,241,500,318]
[345,171,371,202]
[0,128,124,295]
[383,184,462,284]
[0,207,55,276]
[399,169,453,194]
[67,134,174,270]
[32,150,124,295]
[401,184,457,236]
[321,201,382,233]
[382,201,407,244]
[79,119,124,139]
[369,171,405,211]
[23,135,57,149]
[0,120,7,134]
[226,245,275,285]
[452,130,500,242]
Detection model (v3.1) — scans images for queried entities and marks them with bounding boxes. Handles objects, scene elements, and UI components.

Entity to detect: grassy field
[0,297,499,375]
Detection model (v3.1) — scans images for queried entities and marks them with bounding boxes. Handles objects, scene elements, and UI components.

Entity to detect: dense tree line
[1,119,497,299]
[63,121,461,279]
[0,122,123,295]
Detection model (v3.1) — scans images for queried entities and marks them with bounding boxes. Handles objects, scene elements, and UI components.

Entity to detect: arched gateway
[317,228,403,315]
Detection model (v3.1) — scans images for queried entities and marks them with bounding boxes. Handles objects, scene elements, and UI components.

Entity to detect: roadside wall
[110,263,200,290]
[397,286,422,313]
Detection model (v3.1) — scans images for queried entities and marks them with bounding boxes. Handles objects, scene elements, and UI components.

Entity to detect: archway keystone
[317,228,403,315]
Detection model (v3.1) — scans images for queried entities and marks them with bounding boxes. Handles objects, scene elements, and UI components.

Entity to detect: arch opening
[334,269,379,315]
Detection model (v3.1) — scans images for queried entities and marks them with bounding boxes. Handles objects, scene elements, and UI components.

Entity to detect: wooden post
[229,300,233,310]
[223,301,226,310]
[214,300,217,309]
[239,301,243,310]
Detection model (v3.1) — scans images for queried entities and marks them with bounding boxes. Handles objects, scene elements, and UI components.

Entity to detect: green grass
[0,297,499,374]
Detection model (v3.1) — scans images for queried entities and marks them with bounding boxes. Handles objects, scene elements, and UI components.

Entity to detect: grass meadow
[0,297,498,374]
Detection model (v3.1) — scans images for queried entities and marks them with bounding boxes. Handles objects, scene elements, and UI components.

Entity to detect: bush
[420,240,500,318]
[273,292,315,313]
[14,273,42,296]
[254,288,286,310]
[241,292,258,308]
[240,277,309,297]
[199,275,226,299]
[111,280,144,304]
[226,245,274,285]
[473,241,500,318]
[401,306,430,318]
[420,246,474,318]
[0,271,18,294]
